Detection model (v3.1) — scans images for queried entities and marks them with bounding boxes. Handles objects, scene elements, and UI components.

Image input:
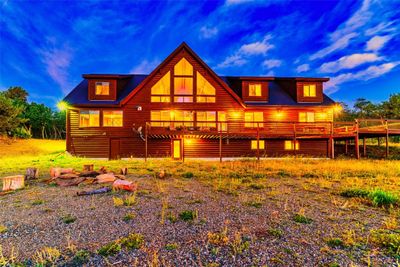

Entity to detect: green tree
[24,103,53,139]
[0,94,26,135]
[381,93,400,119]
[3,86,28,104]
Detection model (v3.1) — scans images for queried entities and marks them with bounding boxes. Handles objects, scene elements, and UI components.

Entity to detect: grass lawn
[0,139,399,266]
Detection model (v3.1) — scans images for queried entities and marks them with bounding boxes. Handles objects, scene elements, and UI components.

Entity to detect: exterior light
[333,103,342,113]
[275,109,283,119]
[231,111,241,118]
[185,139,192,144]
[57,101,69,111]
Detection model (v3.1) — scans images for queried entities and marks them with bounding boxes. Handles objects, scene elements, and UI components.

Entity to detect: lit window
[303,84,316,97]
[299,112,315,122]
[173,110,194,127]
[103,111,123,127]
[174,58,193,76]
[174,77,193,95]
[218,111,227,132]
[251,140,265,150]
[79,110,99,127]
[95,82,110,95]
[249,83,262,96]
[245,112,264,127]
[197,111,216,128]
[174,96,193,103]
[150,111,171,127]
[197,72,216,103]
[151,72,170,102]
[284,140,299,150]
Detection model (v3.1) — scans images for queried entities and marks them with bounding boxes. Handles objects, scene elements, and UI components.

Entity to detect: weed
[208,227,229,246]
[326,238,344,248]
[369,189,398,207]
[72,250,90,265]
[0,225,7,234]
[33,247,61,266]
[340,188,369,198]
[123,213,135,222]
[382,216,398,230]
[231,232,250,255]
[31,199,45,206]
[124,193,136,206]
[370,229,400,255]
[277,170,290,177]
[61,214,76,224]
[245,200,262,208]
[97,241,121,257]
[182,172,194,178]
[293,214,313,224]
[165,243,179,251]
[167,212,178,223]
[121,233,144,250]
[267,228,284,238]
[249,183,265,190]
[179,210,197,222]
[113,196,124,207]
[137,189,151,196]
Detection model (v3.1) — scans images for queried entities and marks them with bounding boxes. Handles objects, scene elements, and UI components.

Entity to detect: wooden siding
[88,79,117,101]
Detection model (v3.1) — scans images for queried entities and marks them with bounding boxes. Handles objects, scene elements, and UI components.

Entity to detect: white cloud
[39,46,73,94]
[217,55,247,68]
[325,62,400,94]
[366,35,392,51]
[296,64,310,73]
[265,70,275,76]
[130,59,160,74]
[200,26,218,39]
[310,33,358,60]
[225,0,253,5]
[262,59,281,69]
[239,35,273,55]
[365,21,397,36]
[319,53,383,73]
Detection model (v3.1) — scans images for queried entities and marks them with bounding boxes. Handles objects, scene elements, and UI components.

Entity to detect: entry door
[110,139,120,160]
[172,139,182,160]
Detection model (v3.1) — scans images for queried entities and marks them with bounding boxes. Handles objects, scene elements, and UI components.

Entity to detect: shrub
[179,210,197,221]
[167,212,178,223]
[267,228,284,238]
[369,189,398,207]
[97,241,121,257]
[72,250,90,265]
[165,243,179,251]
[61,214,76,224]
[326,238,344,248]
[121,233,144,250]
[208,228,229,246]
[340,188,369,198]
[113,197,124,207]
[245,200,262,208]
[182,172,194,179]
[123,194,136,206]
[31,199,45,206]
[231,232,250,255]
[293,214,313,224]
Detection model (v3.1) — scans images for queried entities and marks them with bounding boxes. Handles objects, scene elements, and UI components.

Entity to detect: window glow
[79,110,100,127]
[249,83,262,96]
[151,72,170,102]
[303,84,316,97]
[245,112,264,127]
[174,58,193,76]
[284,140,300,150]
[150,110,171,127]
[197,72,216,103]
[174,77,193,96]
[251,140,265,150]
[173,110,194,127]
[218,111,227,132]
[95,82,110,95]
[299,112,315,122]
[174,96,193,103]
[103,111,123,127]
[173,140,181,158]
[197,111,216,128]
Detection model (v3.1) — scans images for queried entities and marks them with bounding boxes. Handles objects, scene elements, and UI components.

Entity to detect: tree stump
[1,175,25,191]
[83,164,94,172]
[120,168,128,175]
[25,168,39,180]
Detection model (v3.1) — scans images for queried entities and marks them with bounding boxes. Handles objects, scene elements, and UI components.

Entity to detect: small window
[103,111,123,127]
[299,112,315,122]
[150,111,171,127]
[249,83,262,96]
[79,110,100,127]
[245,112,264,127]
[174,96,193,103]
[197,111,216,128]
[151,72,170,102]
[251,140,265,150]
[284,140,299,150]
[95,82,110,95]
[303,84,316,97]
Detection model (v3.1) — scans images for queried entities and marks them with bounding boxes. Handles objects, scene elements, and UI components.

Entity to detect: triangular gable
[121,42,245,107]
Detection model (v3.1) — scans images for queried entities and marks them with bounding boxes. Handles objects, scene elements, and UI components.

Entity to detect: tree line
[0,87,66,139]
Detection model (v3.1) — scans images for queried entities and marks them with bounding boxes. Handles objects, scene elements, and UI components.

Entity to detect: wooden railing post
[219,122,222,163]
[145,122,148,162]
[385,120,389,158]
[257,122,260,161]
[355,120,360,159]
[330,121,334,159]
[363,137,367,157]
[293,123,297,157]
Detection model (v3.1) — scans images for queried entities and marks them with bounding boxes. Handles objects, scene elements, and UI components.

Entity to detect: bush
[326,238,344,248]
[121,233,144,250]
[182,172,194,178]
[293,214,313,224]
[340,188,369,198]
[97,242,121,257]
[370,229,400,255]
[267,228,284,238]
[72,250,90,265]
[369,189,398,207]
[61,214,76,224]
[179,210,197,221]
[12,127,31,139]
[165,243,179,250]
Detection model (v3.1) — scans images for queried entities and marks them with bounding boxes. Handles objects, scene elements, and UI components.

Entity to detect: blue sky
[0,0,399,108]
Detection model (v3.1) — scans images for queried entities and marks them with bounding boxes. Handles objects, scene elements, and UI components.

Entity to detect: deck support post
[363,137,367,157]
[145,123,148,162]
[293,123,297,157]
[385,120,389,158]
[219,127,222,163]
[182,135,185,163]
[257,123,260,161]
[355,120,360,159]
[329,122,334,159]
[345,140,348,154]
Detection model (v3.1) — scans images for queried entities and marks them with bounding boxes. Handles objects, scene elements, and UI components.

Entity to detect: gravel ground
[0,174,398,267]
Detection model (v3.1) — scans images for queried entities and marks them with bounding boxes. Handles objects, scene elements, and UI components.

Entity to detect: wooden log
[1,175,24,191]
[50,167,74,178]
[25,167,39,180]
[120,168,128,175]
[83,164,94,172]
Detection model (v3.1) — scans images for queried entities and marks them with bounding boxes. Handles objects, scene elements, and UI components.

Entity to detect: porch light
[231,111,241,118]
[333,103,342,114]
[275,109,283,119]
[57,101,69,111]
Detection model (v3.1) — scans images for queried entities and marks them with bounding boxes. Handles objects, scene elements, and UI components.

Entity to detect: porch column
[385,120,389,158]
[363,137,367,157]
[355,120,360,159]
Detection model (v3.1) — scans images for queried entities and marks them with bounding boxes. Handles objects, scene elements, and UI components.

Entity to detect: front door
[172,139,181,160]
[110,139,120,160]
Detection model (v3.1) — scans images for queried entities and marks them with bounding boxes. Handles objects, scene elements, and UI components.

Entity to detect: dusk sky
[1,0,399,108]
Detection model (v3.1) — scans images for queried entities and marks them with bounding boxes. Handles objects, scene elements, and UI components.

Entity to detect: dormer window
[249,83,262,97]
[303,84,316,97]
[95,82,110,95]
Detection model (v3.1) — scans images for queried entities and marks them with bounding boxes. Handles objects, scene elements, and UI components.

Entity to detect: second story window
[103,111,123,127]
[299,112,315,122]
[245,112,264,128]
[303,84,316,97]
[249,83,262,96]
[151,72,170,102]
[197,111,216,128]
[197,72,216,103]
[95,82,110,95]
[174,58,193,103]
[79,110,99,127]
[150,110,171,127]
[173,110,194,127]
